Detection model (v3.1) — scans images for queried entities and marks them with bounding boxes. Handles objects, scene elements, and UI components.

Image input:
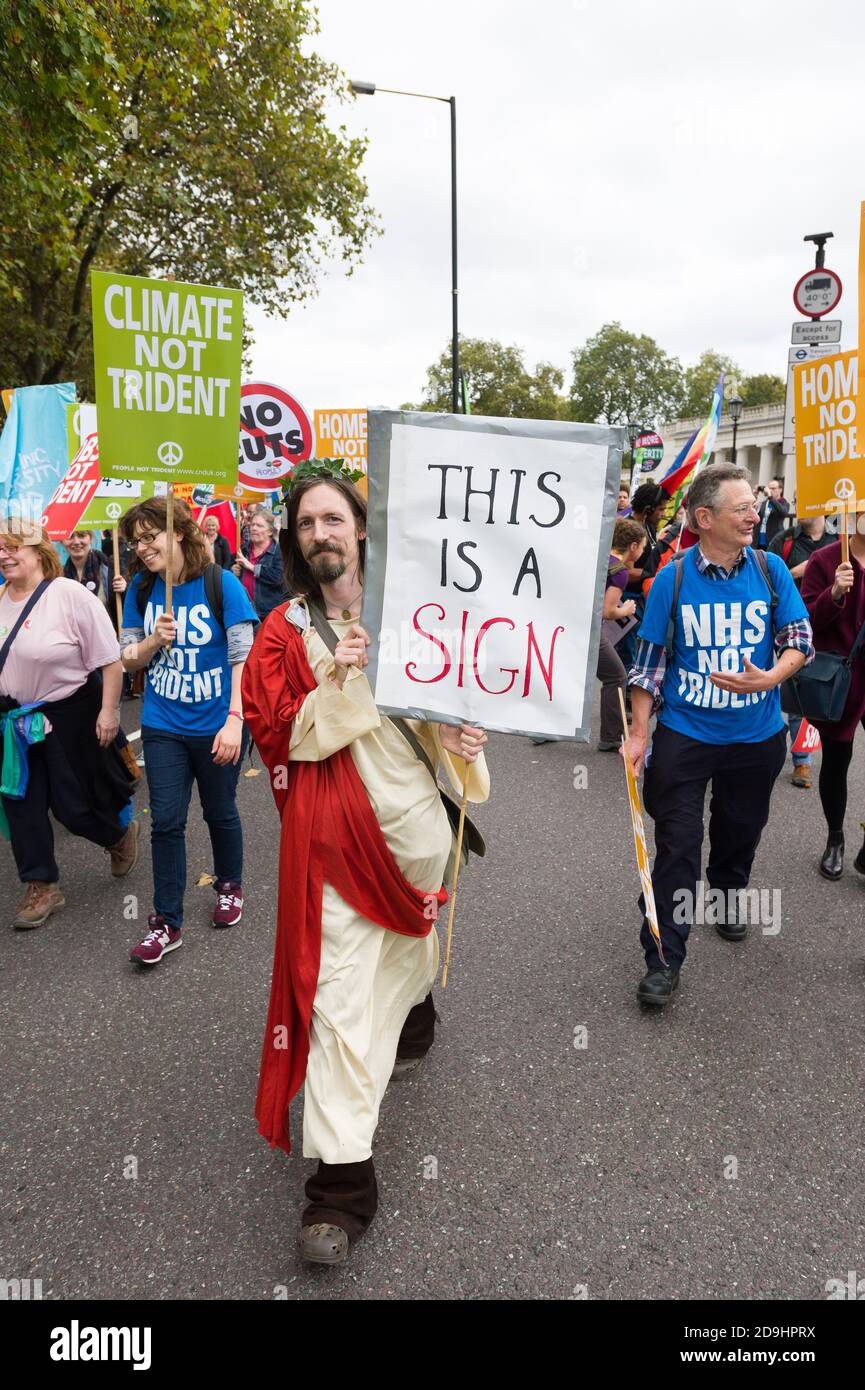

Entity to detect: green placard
[91,270,242,486]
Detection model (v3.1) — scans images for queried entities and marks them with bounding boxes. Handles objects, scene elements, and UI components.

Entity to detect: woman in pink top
[0,528,138,929]
[232,508,285,618]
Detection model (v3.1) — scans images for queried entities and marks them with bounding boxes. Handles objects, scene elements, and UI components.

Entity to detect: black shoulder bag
[306,597,486,861]
[779,612,865,723]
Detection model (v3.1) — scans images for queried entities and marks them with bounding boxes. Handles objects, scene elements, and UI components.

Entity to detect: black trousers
[640,724,786,970]
[818,719,865,836]
[2,735,125,884]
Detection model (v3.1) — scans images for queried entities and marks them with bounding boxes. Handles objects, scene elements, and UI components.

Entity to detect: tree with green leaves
[680,350,740,419]
[568,322,684,429]
[740,373,786,408]
[0,0,377,393]
[414,337,567,419]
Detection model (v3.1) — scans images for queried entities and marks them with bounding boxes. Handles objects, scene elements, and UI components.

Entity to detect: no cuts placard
[362,412,623,740]
[91,270,242,486]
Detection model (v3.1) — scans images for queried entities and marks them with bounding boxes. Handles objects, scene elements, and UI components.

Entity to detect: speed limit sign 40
[238,382,314,491]
[793,268,842,319]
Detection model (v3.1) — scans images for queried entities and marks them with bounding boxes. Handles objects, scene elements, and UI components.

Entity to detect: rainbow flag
[657,373,725,508]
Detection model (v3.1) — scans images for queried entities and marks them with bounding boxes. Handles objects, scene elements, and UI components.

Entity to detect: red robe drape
[242,604,447,1154]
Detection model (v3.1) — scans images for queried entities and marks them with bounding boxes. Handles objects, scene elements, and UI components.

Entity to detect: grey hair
[687,464,751,529]
[248,507,278,536]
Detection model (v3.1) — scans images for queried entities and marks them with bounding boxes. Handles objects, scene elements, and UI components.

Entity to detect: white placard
[363,412,623,741]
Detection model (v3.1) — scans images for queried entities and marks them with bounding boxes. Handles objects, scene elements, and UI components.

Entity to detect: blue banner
[0,382,76,521]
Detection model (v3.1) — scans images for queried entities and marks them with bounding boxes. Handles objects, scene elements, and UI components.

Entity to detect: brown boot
[13,882,66,930]
[107,819,139,877]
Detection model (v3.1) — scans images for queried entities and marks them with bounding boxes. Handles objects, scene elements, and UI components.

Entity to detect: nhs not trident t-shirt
[123,570,258,735]
[639,547,808,745]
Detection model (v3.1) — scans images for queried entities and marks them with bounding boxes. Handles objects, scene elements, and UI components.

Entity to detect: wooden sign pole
[841,498,851,566]
[111,526,123,631]
[441,773,469,991]
[164,483,175,621]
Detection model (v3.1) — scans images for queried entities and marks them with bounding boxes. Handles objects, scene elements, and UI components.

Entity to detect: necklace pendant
[341,609,352,621]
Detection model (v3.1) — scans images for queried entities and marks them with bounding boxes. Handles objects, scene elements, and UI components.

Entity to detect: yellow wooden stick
[617,685,629,739]
[441,772,468,991]
[111,526,123,631]
[164,484,175,633]
[841,498,850,566]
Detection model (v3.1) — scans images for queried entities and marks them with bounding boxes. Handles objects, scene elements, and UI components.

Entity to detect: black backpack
[664,547,777,657]
[135,562,225,631]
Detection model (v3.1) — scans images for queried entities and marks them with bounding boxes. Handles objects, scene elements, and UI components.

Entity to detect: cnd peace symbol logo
[106,502,122,520]
[834,477,856,501]
[157,441,184,469]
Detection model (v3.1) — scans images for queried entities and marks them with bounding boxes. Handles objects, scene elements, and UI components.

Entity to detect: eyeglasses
[131,531,163,549]
[725,502,759,517]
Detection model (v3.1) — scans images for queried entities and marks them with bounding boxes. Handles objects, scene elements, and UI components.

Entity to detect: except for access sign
[91,270,243,486]
[793,267,842,318]
[238,381,314,491]
[791,319,841,345]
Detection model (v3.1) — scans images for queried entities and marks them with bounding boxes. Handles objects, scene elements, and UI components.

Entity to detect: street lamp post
[729,391,743,464]
[350,81,460,413]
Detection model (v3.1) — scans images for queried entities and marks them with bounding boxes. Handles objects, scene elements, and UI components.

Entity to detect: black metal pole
[731,418,738,465]
[450,97,459,414]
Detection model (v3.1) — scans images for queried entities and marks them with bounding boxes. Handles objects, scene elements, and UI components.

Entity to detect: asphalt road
[2,690,864,1301]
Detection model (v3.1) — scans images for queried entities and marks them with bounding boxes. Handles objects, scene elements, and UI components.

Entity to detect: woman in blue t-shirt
[119,498,259,967]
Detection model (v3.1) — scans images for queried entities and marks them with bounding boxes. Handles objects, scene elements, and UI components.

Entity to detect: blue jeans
[142,725,248,928]
[786,712,811,767]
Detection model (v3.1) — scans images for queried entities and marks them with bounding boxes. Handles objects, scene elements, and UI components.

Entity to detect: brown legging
[597,633,627,742]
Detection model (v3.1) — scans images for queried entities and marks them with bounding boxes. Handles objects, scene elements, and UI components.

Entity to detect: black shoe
[854,832,865,875]
[819,833,844,881]
[637,966,680,1006]
[713,889,748,943]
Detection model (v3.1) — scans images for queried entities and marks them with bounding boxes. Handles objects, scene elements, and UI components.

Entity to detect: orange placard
[794,350,863,517]
[314,409,368,471]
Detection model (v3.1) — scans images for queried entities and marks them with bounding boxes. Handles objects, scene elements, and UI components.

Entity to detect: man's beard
[309,546,347,585]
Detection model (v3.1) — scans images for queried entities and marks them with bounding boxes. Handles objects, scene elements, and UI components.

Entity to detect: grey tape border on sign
[361,409,625,743]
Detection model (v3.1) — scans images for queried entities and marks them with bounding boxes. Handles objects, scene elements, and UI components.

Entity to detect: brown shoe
[298,1222,350,1265]
[107,819,139,877]
[13,882,66,929]
[792,765,812,790]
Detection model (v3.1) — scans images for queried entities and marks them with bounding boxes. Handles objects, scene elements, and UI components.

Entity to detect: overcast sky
[249,0,863,418]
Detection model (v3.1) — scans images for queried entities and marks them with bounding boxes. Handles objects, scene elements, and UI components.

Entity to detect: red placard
[791,718,822,754]
[40,434,102,539]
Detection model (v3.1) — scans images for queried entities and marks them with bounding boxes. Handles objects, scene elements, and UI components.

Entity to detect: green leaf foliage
[568,322,685,429]
[0,0,378,391]
[414,337,567,419]
[740,372,786,408]
[680,349,740,419]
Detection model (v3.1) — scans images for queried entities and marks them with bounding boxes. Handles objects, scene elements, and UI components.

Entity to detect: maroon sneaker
[130,914,182,965]
[212,881,243,928]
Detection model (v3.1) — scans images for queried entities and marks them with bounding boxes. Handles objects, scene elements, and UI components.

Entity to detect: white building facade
[658,403,796,500]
